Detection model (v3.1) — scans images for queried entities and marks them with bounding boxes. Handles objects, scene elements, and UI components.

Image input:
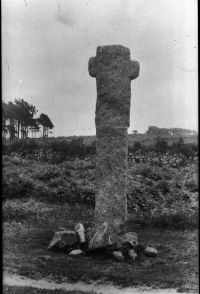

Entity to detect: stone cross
[88,45,139,248]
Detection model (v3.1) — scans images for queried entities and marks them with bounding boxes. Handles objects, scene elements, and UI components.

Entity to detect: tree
[29,118,40,139]
[4,101,19,142]
[14,98,38,140]
[2,102,9,139]
[132,130,138,135]
[2,99,53,142]
[38,113,54,141]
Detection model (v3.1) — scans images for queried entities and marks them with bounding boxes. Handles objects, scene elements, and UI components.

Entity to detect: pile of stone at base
[48,222,158,262]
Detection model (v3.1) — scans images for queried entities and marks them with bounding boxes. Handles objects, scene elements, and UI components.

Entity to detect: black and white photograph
[2,0,198,293]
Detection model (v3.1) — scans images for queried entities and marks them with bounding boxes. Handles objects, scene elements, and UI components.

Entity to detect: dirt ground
[4,272,196,294]
[3,203,199,293]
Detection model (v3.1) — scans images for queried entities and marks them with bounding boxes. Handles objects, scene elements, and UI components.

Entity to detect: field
[3,150,199,293]
[23,133,198,147]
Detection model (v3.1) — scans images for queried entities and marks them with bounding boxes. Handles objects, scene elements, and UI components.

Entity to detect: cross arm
[128,60,140,80]
[88,57,97,78]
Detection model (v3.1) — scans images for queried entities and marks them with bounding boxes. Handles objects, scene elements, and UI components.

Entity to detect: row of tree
[2,99,54,142]
[132,127,198,136]
[146,126,197,136]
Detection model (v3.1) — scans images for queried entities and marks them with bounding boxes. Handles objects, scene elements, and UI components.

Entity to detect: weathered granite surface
[88,45,139,248]
[144,247,158,257]
[48,230,78,251]
[74,223,86,243]
[89,45,139,127]
[95,127,128,233]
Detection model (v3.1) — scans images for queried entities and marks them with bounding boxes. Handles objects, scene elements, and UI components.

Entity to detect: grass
[3,285,97,294]
[3,198,53,221]
[3,198,199,292]
[2,155,199,292]
[2,155,198,229]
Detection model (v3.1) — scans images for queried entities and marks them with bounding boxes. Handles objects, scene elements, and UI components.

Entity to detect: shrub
[49,138,96,159]
[171,139,196,159]
[49,138,85,158]
[184,178,198,192]
[33,166,62,181]
[129,141,143,153]
[155,138,169,153]
[3,140,40,155]
[3,198,52,221]
[136,164,162,181]
[83,141,96,156]
[156,180,170,194]
[2,173,35,200]
[2,152,198,229]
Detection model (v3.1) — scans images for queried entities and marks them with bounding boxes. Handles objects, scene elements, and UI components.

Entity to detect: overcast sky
[2,0,198,136]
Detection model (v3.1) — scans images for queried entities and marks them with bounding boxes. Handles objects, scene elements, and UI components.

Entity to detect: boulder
[48,230,78,251]
[120,232,138,250]
[111,251,124,262]
[85,157,91,161]
[126,249,137,262]
[68,249,85,256]
[88,222,112,250]
[58,227,67,231]
[144,247,158,257]
[74,223,86,243]
[87,225,138,253]
[88,222,122,251]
